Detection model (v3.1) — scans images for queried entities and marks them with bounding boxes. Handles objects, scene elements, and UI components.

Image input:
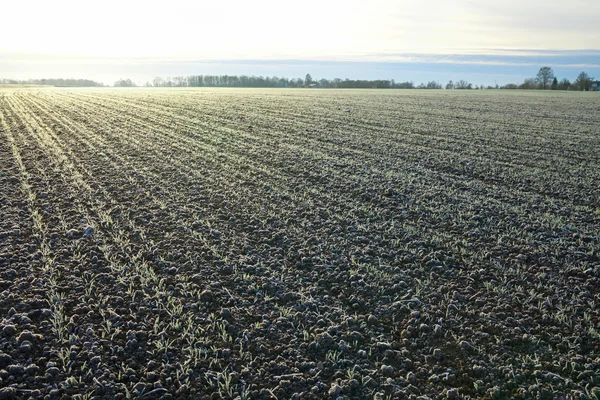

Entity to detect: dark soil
[0,89,599,399]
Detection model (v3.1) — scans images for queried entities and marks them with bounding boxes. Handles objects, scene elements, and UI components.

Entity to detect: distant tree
[519,78,538,89]
[573,71,594,91]
[557,78,571,90]
[536,67,554,90]
[305,74,312,86]
[114,79,136,87]
[455,80,472,89]
[426,81,441,89]
[394,81,414,89]
[501,83,518,89]
[445,80,454,89]
[173,76,186,87]
[550,77,558,90]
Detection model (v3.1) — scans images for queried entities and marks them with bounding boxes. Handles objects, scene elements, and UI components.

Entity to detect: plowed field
[0,88,599,399]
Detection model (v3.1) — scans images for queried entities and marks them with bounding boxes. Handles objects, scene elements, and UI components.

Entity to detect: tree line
[499,68,595,91]
[143,75,488,90]
[0,78,104,87]
[145,75,480,89]
[144,74,423,89]
[137,68,596,91]
[2,67,596,90]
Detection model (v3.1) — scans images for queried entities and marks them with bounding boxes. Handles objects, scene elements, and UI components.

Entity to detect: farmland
[0,87,599,399]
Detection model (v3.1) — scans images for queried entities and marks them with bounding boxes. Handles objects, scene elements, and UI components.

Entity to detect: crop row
[0,88,598,399]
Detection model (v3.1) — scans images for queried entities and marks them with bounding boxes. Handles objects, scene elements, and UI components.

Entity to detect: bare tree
[519,78,538,90]
[536,67,554,90]
[557,78,571,90]
[455,80,472,89]
[574,71,594,91]
[153,77,165,87]
[114,79,135,87]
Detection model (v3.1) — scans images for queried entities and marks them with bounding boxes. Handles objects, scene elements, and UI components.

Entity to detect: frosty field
[0,88,599,399]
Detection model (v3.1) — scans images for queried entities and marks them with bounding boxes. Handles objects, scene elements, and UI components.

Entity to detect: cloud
[1,0,599,59]
[2,48,599,68]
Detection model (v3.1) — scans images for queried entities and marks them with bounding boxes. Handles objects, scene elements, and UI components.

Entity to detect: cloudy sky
[1,0,599,85]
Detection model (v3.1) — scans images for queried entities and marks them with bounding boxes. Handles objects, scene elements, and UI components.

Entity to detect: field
[0,87,599,399]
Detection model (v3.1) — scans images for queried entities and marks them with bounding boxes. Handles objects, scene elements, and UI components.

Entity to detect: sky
[1,0,599,85]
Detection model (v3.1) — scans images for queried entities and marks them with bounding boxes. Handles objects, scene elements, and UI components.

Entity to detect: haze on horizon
[2,0,599,85]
